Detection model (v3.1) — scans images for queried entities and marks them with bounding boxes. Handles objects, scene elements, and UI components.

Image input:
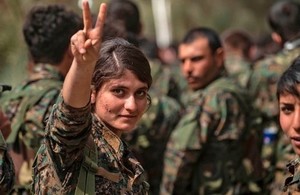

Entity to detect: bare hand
[71,1,106,65]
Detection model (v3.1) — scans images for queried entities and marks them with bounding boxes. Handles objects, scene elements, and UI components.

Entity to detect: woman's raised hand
[71,1,106,65]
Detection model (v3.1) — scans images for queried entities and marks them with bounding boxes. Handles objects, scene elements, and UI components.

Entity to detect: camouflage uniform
[32,96,149,194]
[224,54,253,88]
[249,40,300,193]
[281,157,300,195]
[160,76,262,195]
[122,60,183,195]
[0,63,64,193]
[0,132,15,194]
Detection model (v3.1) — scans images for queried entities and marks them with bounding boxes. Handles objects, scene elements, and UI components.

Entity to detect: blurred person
[251,33,281,62]
[106,1,183,194]
[276,56,300,194]
[221,29,255,88]
[248,0,300,192]
[160,27,263,195]
[32,2,151,194]
[0,3,83,194]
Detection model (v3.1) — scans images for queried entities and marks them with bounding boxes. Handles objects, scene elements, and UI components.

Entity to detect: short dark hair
[181,27,222,54]
[277,56,300,99]
[92,38,152,92]
[268,0,300,42]
[106,0,141,35]
[23,4,82,65]
[222,29,253,58]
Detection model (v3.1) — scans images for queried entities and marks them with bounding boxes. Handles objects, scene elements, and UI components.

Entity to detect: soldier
[248,0,300,192]
[221,29,255,88]
[160,27,263,195]
[276,57,300,194]
[0,84,14,194]
[0,3,82,194]
[32,2,152,194]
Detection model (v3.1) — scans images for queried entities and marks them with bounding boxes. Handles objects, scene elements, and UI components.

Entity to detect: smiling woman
[31,2,152,194]
[277,56,300,194]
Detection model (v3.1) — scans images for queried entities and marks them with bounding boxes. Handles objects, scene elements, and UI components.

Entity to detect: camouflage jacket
[0,132,14,194]
[224,54,253,88]
[32,97,149,195]
[0,63,64,152]
[282,157,300,195]
[160,76,260,195]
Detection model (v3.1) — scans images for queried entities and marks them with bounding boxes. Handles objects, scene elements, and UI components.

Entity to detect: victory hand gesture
[71,1,106,65]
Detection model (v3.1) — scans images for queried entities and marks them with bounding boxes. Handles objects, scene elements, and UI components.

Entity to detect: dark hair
[106,0,141,35]
[268,0,300,42]
[277,56,300,99]
[181,27,222,54]
[92,38,152,92]
[23,4,82,65]
[222,29,253,58]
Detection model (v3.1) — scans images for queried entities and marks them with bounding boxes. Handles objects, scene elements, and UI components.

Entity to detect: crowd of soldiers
[1,0,300,194]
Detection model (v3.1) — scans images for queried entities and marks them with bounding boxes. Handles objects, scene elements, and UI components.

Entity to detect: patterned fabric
[249,41,300,193]
[0,63,64,192]
[0,132,14,194]
[160,76,261,195]
[282,157,300,195]
[32,96,149,195]
[224,54,253,88]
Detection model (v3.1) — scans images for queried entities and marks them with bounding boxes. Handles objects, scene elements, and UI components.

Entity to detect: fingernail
[80,48,86,54]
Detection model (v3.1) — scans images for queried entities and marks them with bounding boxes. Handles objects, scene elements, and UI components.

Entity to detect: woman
[277,56,300,194]
[32,2,152,194]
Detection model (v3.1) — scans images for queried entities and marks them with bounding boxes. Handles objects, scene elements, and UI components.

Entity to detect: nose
[124,95,138,112]
[182,59,193,75]
[292,108,300,132]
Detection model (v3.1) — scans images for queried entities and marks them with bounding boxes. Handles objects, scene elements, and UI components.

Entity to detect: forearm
[62,59,94,108]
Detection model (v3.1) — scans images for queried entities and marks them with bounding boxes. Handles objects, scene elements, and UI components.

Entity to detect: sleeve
[45,95,92,169]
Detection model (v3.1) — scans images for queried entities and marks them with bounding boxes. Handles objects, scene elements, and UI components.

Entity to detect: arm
[62,1,106,108]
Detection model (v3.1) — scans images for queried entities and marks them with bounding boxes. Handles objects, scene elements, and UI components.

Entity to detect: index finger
[82,0,93,33]
[94,3,107,32]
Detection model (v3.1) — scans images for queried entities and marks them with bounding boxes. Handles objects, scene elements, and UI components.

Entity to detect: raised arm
[62,1,106,108]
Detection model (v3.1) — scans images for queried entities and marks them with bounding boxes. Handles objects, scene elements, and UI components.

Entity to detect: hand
[71,1,106,65]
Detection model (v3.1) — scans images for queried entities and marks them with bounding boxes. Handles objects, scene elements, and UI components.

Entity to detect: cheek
[279,114,290,134]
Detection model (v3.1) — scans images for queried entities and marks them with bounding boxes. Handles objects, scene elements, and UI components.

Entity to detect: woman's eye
[112,88,124,96]
[136,90,147,98]
[280,105,294,114]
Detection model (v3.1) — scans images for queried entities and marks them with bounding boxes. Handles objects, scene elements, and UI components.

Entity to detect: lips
[291,137,300,147]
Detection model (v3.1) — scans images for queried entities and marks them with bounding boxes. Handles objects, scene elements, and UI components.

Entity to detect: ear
[91,88,97,104]
[271,32,282,45]
[215,47,225,68]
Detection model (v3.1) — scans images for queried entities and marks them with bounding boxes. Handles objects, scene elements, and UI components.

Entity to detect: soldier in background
[0,84,14,194]
[0,4,82,194]
[160,27,263,195]
[248,1,300,192]
[221,29,255,88]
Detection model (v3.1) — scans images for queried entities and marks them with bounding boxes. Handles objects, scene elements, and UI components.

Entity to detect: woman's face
[279,90,300,156]
[92,69,149,136]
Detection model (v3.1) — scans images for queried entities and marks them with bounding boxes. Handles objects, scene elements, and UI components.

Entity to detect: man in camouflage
[248,1,300,193]
[0,4,82,193]
[160,27,262,195]
[221,29,255,88]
